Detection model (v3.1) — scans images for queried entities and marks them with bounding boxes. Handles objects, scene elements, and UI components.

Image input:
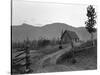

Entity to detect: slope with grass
[31,42,97,73]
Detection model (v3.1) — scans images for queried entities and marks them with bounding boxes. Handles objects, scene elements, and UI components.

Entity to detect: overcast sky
[12,0,97,27]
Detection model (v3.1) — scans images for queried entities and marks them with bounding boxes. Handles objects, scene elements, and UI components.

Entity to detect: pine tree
[85,5,97,46]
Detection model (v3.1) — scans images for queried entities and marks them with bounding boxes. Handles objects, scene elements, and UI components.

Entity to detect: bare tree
[85,5,97,46]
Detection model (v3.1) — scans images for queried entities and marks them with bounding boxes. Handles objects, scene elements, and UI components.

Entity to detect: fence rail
[12,46,32,73]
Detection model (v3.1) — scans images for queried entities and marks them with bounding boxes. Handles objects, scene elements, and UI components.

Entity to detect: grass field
[11,40,97,74]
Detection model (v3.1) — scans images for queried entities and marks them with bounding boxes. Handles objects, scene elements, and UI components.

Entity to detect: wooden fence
[12,46,32,73]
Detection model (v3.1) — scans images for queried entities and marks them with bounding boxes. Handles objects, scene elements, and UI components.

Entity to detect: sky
[12,0,97,27]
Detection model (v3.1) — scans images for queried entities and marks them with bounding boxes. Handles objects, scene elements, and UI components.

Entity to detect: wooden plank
[13,57,26,65]
[15,51,25,58]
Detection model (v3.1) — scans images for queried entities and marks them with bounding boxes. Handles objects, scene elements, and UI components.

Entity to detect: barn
[60,30,79,44]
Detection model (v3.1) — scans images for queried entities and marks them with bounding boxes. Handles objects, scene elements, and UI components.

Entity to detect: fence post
[25,44,31,73]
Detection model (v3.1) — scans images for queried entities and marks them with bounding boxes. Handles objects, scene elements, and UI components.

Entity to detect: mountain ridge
[12,23,97,42]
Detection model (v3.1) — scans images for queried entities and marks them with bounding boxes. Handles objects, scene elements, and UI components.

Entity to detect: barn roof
[61,30,79,40]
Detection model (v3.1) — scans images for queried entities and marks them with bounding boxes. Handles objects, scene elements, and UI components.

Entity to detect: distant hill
[12,23,97,42]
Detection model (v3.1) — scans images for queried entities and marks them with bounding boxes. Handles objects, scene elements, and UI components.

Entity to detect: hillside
[12,23,97,42]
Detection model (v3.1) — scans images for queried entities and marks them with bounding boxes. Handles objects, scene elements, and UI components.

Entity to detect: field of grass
[11,40,97,74]
[32,46,97,73]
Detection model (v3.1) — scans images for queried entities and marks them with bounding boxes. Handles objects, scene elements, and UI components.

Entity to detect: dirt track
[31,45,97,73]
